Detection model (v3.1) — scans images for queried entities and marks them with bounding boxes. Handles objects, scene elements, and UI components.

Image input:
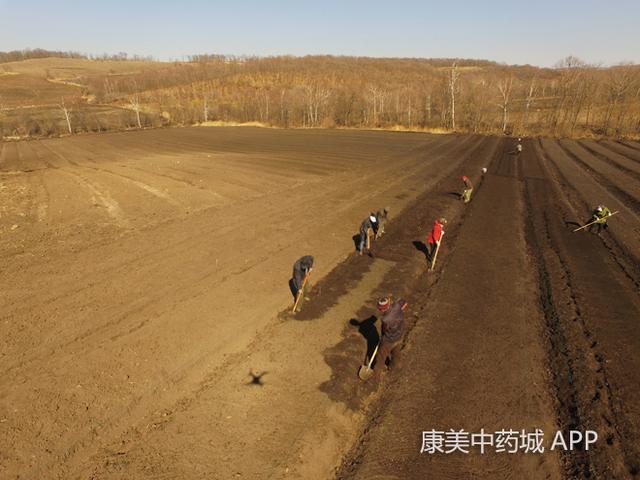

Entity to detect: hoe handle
[292,270,312,312]
[367,344,379,368]
[573,211,619,232]
[430,232,445,270]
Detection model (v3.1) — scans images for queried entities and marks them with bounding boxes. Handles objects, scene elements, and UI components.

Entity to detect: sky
[1,0,639,67]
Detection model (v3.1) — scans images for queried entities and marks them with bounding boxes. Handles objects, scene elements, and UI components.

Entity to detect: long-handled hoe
[292,270,312,313]
[572,211,619,233]
[430,232,445,271]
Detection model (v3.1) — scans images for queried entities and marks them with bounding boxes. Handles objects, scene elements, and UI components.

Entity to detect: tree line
[2,52,639,139]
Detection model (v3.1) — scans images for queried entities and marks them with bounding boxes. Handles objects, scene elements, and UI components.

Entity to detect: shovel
[358,344,379,381]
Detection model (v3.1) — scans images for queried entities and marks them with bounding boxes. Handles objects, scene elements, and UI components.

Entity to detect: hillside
[1,51,639,139]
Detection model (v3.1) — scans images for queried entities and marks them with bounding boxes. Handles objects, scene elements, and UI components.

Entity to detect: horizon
[1,0,639,68]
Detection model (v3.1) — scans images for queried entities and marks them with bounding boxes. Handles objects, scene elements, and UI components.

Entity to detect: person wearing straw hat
[427,217,447,262]
[373,296,408,378]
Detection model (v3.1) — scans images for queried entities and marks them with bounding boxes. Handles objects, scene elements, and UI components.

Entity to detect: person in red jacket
[427,217,447,262]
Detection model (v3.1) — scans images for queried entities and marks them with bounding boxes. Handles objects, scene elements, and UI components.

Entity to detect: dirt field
[1,128,639,479]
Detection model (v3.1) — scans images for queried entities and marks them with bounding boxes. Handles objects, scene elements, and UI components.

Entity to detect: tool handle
[573,211,619,232]
[292,270,312,312]
[430,231,445,270]
[367,344,379,368]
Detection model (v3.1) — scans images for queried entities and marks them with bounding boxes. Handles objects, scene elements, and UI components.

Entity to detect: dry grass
[197,120,272,128]
[1,57,166,79]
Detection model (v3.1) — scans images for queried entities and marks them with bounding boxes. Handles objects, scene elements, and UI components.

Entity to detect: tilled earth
[1,129,639,479]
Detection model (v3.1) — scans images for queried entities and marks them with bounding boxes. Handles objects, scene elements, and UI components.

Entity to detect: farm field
[1,127,639,479]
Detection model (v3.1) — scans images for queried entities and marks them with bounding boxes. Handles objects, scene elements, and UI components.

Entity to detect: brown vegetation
[1,50,639,139]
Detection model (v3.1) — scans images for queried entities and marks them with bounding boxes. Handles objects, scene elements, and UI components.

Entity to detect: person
[461,176,473,203]
[587,205,612,234]
[427,217,447,262]
[375,207,390,239]
[374,297,408,378]
[292,255,314,296]
[358,213,378,255]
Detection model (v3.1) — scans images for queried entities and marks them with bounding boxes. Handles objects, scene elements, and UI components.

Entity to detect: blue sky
[1,0,638,67]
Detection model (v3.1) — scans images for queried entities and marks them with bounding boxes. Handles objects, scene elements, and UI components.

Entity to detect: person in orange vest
[427,217,447,262]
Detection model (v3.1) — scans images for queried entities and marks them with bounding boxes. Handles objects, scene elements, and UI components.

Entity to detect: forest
[1,49,639,138]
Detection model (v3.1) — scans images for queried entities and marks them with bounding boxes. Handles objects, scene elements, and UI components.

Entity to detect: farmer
[374,297,408,378]
[427,217,447,262]
[461,176,473,203]
[375,207,390,239]
[292,255,314,295]
[358,213,379,255]
[587,205,612,234]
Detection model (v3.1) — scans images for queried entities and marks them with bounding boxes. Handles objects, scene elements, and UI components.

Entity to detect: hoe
[292,270,312,313]
[573,211,619,232]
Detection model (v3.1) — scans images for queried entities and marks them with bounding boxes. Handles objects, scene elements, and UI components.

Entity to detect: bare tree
[202,84,213,122]
[129,94,142,128]
[59,97,73,134]
[449,62,460,130]
[522,77,537,133]
[301,83,330,127]
[367,85,387,126]
[497,76,514,133]
[603,65,637,135]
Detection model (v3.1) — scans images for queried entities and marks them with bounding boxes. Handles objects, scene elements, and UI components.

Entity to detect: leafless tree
[449,62,460,130]
[604,65,637,135]
[58,97,73,134]
[522,77,537,133]
[129,94,142,128]
[497,76,514,133]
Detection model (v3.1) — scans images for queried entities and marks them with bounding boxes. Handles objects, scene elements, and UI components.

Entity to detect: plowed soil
[1,128,639,479]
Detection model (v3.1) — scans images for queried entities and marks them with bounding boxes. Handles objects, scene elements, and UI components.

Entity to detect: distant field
[0,58,169,136]
[0,57,164,79]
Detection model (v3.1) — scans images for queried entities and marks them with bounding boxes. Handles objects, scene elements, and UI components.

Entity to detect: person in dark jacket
[358,214,378,255]
[374,297,408,377]
[292,255,314,295]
